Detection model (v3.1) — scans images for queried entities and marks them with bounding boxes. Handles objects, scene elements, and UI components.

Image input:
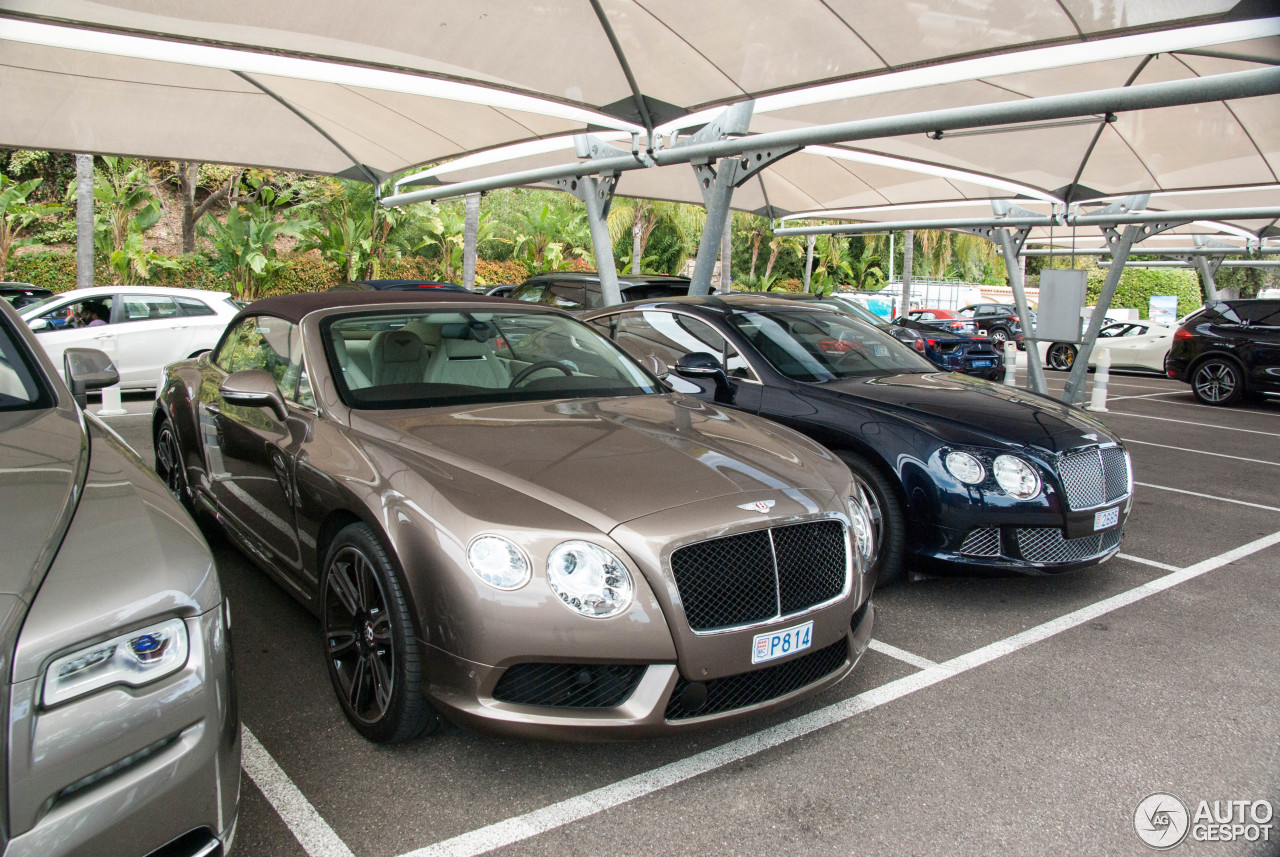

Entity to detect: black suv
[508,272,695,312]
[1167,299,1280,405]
[957,303,1028,348]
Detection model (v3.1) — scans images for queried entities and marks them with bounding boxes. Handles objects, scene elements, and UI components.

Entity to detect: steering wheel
[509,360,576,387]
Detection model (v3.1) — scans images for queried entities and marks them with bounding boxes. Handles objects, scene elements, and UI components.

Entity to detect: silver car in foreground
[0,300,238,856]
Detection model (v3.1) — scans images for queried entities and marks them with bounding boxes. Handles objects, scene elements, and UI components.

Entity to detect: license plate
[1094,507,1120,531]
[752,621,813,664]
[971,360,993,368]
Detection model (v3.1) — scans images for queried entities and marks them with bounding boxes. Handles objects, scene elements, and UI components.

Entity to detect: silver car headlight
[467,535,532,590]
[847,494,876,572]
[546,541,634,618]
[43,618,189,707]
[993,454,1042,500]
[944,451,986,485]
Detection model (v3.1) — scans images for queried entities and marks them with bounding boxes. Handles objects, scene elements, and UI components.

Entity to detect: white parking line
[1105,411,1280,437]
[242,727,355,857]
[1117,553,1182,572]
[867,639,940,670]
[1122,438,1280,467]
[392,533,1280,857]
[1137,396,1280,417]
[1135,482,1280,513]
[1107,392,1184,402]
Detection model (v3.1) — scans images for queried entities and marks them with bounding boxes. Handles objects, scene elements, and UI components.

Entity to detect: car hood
[813,371,1116,453]
[349,394,845,533]
[0,407,86,600]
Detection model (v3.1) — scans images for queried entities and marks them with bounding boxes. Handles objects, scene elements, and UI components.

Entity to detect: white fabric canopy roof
[1,0,1276,200]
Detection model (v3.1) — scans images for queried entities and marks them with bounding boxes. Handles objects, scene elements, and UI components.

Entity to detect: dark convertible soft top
[240,289,511,325]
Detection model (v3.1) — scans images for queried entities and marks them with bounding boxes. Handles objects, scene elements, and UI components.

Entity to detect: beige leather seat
[422,324,511,389]
[369,329,431,386]
[330,335,372,389]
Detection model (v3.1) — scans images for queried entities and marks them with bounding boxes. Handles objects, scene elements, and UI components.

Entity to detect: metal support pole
[901,230,914,317]
[462,192,479,290]
[1063,225,1141,406]
[804,234,815,293]
[993,225,1047,395]
[1191,235,1219,301]
[888,232,894,284]
[721,221,732,291]
[686,102,756,296]
[554,171,623,305]
[75,154,94,290]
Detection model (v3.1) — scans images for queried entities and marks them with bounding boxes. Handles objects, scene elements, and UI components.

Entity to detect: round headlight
[546,541,634,618]
[993,455,1041,500]
[944,451,986,485]
[467,536,531,590]
[848,492,877,572]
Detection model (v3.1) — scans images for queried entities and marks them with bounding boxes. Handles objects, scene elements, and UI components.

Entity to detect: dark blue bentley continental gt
[581,295,1132,585]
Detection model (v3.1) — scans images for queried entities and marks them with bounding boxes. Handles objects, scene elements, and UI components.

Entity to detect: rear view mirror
[63,348,119,409]
[220,370,288,421]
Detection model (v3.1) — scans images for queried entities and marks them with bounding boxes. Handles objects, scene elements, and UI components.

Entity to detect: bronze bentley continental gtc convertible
[154,291,877,741]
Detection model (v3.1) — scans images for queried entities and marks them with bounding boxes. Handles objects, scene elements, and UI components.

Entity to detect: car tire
[836,451,906,587]
[154,416,194,510]
[989,327,1010,349]
[1046,342,1077,371]
[1190,358,1244,406]
[321,522,439,743]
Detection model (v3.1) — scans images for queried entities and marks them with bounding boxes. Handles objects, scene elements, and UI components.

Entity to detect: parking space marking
[1117,553,1182,572]
[1122,439,1280,467]
[1135,481,1280,513]
[242,726,355,857]
[1134,396,1280,417]
[1104,411,1280,437]
[392,532,1280,857]
[1106,392,1184,402]
[867,639,940,670]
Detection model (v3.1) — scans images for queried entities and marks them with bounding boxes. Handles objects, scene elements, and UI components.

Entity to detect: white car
[1038,320,1177,373]
[20,286,240,389]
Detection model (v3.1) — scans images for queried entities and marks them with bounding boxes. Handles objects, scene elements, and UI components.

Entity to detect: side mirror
[673,351,724,378]
[27,318,50,332]
[63,348,119,409]
[220,370,288,421]
[641,353,669,380]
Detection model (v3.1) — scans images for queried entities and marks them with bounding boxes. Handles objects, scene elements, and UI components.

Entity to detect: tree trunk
[76,154,95,289]
[463,192,479,288]
[749,232,761,279]
[631,215,642,275]
[178,162,239,254]
[901,229,915,317]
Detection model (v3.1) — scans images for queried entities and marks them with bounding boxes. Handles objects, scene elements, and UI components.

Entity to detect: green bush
[1085,267,1202,320]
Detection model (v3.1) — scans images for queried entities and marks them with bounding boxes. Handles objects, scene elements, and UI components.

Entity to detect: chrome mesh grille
[959,527,1002,557]
[1016,527,1123,563]
[664,637,849,720]
[670,520,847,632]
[1057,446,1130,510]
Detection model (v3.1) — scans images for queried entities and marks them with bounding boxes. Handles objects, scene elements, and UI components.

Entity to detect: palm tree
[606,198,704,275]
[0,173,63,280]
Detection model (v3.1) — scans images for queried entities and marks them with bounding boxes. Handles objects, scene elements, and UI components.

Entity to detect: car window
[215,315,302,396]
[0,318,51,410]
[604,310,757,381]
[545,282,586,310]
[1099,324,1130,338]
[1127,325,1149,337]
[34,296,115,331]
[509,283,547,304]
[121,294,179,322]
[175,296,217,317]
[727,308,935,382]
[1233,302,1280,326]
[324,309,659,409]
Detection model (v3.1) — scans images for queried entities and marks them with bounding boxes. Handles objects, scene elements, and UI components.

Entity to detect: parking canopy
[1,0,1276,198]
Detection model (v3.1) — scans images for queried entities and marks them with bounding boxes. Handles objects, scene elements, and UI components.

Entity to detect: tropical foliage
[202,176,305,300]
[0,173,63,280]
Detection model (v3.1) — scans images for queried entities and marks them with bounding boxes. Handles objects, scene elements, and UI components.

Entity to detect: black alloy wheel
[154,417,192,509]
[1191,358,1243,406]
[322,523,437,743]
[1046,342,1078,371]
[837,452,906,586]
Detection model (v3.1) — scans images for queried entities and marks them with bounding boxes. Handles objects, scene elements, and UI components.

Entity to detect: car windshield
[726,308,935,381]
[324,309,661,409]
[0,318,50,410]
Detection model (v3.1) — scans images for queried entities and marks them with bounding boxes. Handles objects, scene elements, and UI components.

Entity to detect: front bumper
[423,600,873,741]
[5,605,239,857]
[914,519,1125,575]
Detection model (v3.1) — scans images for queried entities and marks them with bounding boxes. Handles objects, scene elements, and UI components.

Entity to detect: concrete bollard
[96,383,128,416]
[1087,347,1111,412]
[1002,341,1018,385]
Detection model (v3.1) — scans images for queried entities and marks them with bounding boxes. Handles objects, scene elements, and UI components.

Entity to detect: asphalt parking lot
[98,363,1280,857]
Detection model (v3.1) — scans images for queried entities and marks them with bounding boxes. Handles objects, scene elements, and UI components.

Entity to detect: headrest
[441,321,497,342]
[402,320,442,346]
[375,330,426,363]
